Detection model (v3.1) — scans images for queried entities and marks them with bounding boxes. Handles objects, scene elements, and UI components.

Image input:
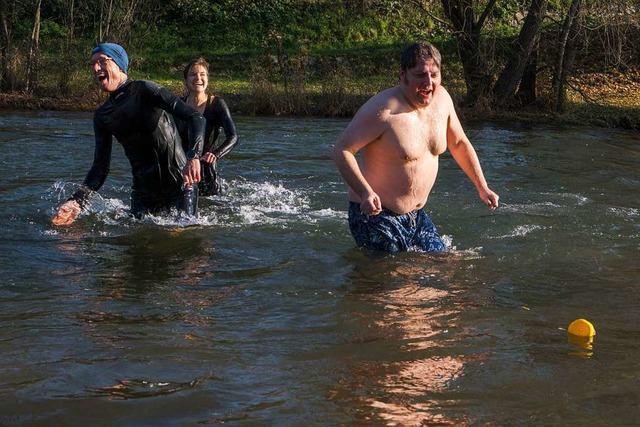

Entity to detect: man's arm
[444,90,499,210]
[150,82,206,185]
[52,121,113,226]
[331,97,387,215]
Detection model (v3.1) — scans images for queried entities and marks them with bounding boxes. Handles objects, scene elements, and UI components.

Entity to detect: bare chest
[381,111,447,160]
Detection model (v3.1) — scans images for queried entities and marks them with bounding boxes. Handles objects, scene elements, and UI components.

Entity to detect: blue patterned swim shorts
[348,202,447,253]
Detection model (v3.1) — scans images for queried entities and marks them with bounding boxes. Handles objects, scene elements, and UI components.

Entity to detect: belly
[354,159,439,214]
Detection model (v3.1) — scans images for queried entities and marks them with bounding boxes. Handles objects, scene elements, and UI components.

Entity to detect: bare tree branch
[567,81,603,106]
[406,0,452,30]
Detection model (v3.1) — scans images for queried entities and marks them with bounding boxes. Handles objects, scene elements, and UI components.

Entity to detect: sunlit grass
[6,43,637,128]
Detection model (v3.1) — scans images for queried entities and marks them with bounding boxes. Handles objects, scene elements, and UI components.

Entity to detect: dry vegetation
[1,61,638,130]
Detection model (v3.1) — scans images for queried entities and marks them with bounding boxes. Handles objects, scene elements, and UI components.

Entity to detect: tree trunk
[66,0,75,46]
[0,0,14,91]
[552,0,582,112]
[440,0,496,104]
[516,40,539,105]
[59,0,76,96]
[26,0,42,94]
[99,0,114,42]
[492,0,548,105]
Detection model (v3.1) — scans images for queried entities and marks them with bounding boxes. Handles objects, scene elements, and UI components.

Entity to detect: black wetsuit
[70,80,205,217]
[178,95,238,196]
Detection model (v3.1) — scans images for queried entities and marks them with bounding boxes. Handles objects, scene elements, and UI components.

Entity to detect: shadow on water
[87,227,213,294]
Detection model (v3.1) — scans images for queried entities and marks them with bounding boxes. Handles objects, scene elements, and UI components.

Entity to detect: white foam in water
[501,192,589,216]
[86,196,132,226]
[240,181,309,213]
[455,246,484,258]
[492,224,544,239]
[49,178,342,229]
[500,202,563,215]
[406,233,484,259]
[309,208,346,219]
[607,206,639,219]
[439,235,485,259]
[551,192,589,205]
[51,180,66,193]
[219,180,312,225]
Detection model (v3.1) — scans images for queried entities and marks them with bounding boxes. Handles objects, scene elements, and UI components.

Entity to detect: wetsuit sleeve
[149,83,205,155]
[175,96,189,153]
[69,118,113,209]
[210,98,238,158]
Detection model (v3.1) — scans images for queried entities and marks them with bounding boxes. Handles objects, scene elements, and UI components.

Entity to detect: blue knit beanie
[91,43,129,74]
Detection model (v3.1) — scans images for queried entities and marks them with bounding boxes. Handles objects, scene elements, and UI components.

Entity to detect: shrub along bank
[1,45,638,130]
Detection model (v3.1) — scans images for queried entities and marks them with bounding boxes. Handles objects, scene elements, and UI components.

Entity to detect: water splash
[50,180,71,204]
[48,178,341,229]
[492,224,545,239]
[607,206,639,219]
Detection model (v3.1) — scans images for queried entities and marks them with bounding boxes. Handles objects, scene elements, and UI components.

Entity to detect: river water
[0,111,638,425]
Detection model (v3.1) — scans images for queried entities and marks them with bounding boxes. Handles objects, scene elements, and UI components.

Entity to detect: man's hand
[360,191,383,216]
[52,200,82,226]
[182,158,201,186]
[480,189,499,210]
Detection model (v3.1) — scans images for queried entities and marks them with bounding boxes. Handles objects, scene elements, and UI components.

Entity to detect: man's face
[90,53,125,92]
[399,58,441,108]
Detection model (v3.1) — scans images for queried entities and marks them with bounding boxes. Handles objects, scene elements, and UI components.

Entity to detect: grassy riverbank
[1,49,638,130]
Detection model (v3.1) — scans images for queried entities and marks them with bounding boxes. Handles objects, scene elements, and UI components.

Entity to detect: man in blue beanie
[52,43,206,225]
[92,43,129,73]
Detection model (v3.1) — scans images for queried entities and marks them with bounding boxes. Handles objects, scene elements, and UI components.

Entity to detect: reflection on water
[1,112,639,425]
[567,334,594,358]
[328,253,482,425]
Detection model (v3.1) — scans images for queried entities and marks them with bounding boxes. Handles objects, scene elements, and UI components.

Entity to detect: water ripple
[84,375,219,400]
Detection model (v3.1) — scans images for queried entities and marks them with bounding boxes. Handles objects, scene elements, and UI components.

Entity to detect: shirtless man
[52,43,205,225]
[332,41,499,253]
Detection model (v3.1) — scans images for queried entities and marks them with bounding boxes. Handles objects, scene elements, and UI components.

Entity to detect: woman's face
[186,64,209,94]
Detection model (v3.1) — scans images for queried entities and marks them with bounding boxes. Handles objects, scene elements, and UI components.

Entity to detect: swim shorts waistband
[348,201,408,216]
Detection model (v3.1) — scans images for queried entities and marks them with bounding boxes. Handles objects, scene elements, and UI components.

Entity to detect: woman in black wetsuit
[179,57,238,196]
[52,43,205,225]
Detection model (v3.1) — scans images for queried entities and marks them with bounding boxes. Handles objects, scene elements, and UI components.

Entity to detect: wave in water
[48,179,344,229]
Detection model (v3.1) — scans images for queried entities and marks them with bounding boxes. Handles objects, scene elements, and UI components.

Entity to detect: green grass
[5,33,636,129]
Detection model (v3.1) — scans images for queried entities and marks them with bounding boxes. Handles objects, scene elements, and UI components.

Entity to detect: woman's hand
[201,151,217,164]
